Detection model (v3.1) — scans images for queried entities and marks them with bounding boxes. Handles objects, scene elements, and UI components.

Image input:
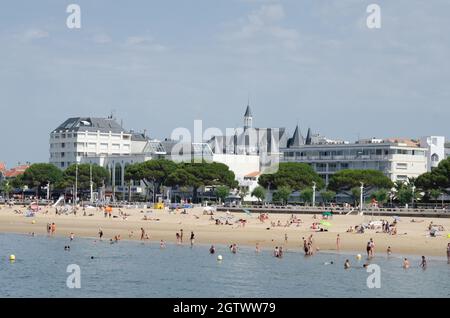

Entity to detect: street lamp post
[312,182,316,207]
[360,182,364,214]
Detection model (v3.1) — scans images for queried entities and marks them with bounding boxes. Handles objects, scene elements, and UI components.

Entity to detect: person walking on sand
[284,233,288,244]
[98,229,103,240]
[51,223,56,235]
[180,229,184,243]
[336,234,341,251]
[140,228,145,240]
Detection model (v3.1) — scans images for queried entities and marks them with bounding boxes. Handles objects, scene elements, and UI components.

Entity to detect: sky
[0,0,449,167]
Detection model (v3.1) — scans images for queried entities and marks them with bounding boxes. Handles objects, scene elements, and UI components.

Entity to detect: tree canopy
[416,157,450,193]
[22,163,63,193]
[328,169,393,192]
[258,162,324,191]
[272,186,292,205]
[61,164,109,189]
[251,186,266,202]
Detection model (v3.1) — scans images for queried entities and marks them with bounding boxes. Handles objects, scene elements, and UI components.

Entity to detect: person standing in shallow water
[447,243,450,264]
[420,256,427,269]
[180,229,184,243]
[190,231,195,247]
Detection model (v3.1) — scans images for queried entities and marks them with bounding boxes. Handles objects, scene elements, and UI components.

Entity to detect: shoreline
[1,230,449,262]
[0,206,449,258]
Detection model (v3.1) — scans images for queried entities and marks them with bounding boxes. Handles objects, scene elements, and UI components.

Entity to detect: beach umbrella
[322,211,332,216]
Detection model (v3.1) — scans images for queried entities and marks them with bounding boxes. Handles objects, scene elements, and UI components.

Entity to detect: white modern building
[49,117,134,169]
[281,136,429,184]
[420,136,446,170]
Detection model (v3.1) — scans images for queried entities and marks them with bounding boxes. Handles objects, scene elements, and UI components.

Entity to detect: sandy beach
[0,205,449,257]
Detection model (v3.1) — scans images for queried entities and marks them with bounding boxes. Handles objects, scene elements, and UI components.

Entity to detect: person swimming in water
[209,245,215,254]
[344,259,351,269]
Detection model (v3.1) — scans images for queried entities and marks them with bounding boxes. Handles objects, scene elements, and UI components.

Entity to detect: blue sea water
[0,233,448,298]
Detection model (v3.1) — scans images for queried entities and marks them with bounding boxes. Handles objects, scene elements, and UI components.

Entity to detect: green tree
[182,162,238,202]
[300,188,314,204]
[258,162,324,191]
[321,190,336,204]
[215,186,230,203]
[273,186,292,205]
[62,164,109,190]
[371,189,389,206]
[351,187,361,206]
[429,189,441,202]
[251,186,266,202]
[166,169,199,188]
[0,180,12,199]
[9,175,25,189]
[22,163,63,197]
[397,187,413,206]
[125,159,178,200]
[238,186,249,203]
[328,169,393,192]
[416,157,450,193]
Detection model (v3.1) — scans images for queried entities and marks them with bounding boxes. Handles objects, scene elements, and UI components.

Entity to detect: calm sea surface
[0,233,448,297]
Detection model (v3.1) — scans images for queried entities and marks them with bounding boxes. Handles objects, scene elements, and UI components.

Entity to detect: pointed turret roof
[244,104,252,117]
[305,128,312,145]
[287,125,305,148]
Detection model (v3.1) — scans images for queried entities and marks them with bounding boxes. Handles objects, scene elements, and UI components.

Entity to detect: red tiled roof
[0,162,6,173]
[244,171,261,178]
[4,165,29,178]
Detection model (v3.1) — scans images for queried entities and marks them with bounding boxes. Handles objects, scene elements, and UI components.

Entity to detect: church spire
[244,102,253,129]
[305,128,312,145]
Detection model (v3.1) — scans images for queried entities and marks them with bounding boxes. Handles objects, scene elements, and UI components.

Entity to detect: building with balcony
[49,116,135,169]
[281,136,429,184]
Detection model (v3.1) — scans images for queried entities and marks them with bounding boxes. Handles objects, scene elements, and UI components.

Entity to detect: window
[111,143,120,151]
[396,163,407,170]
[100,143,108,151]
[431,154,439,162]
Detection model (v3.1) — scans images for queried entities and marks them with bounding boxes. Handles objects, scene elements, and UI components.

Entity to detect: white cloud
[92,34,112,44]
[22,28,49,41]
[125,36,167,52]
[220,4,299,52]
